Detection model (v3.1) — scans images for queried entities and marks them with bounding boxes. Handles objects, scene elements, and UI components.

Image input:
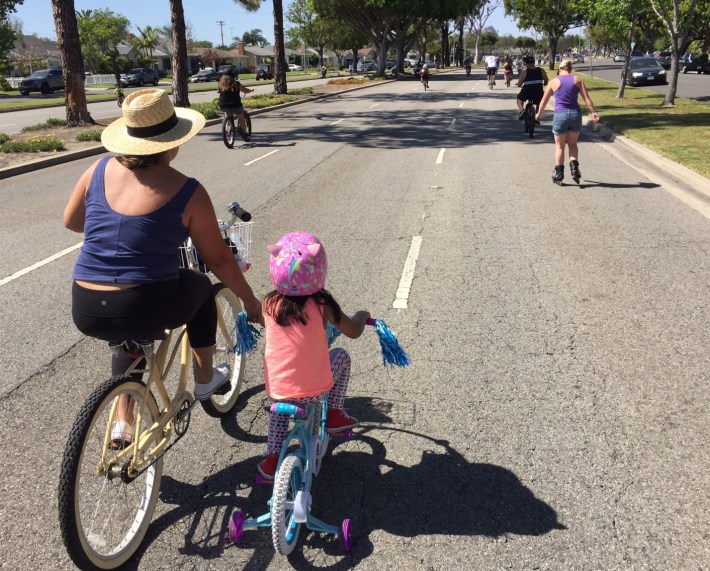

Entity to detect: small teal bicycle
[229,399,353,553]
[228,317,409,554]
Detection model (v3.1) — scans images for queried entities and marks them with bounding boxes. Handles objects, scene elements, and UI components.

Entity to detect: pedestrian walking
[535,59,600,184]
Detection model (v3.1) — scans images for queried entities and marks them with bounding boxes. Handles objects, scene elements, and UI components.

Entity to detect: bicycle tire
[527,103,535,138]
[272,455,304,555]
[201,285,246,417]
[222,115,236,148]
[58,376,163,570]
[236,111,252,142]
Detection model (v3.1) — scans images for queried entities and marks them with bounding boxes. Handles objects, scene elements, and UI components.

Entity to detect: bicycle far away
[57,201,254,571]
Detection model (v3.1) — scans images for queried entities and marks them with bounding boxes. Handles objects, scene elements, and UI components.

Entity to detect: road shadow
[123,395,563,569]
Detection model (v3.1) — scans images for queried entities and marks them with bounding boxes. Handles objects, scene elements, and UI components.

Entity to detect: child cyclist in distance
[258,231,371,481]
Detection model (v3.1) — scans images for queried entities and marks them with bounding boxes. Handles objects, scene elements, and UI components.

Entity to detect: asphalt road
[1,71,709,570]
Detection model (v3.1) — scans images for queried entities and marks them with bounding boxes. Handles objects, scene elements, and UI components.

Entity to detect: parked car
[571,53,585,63]
[356,60,376,72]
[413,62,423,78]
[190,68,216,82]
[216,65,239,77]
[18,69,64,95]
[288,63,303,71]
[624,56,668,86]
[120,67,159,87]
[614,53,625,62]
[255,63,274,80]
[682,53,710,73]
[655,50,672,69]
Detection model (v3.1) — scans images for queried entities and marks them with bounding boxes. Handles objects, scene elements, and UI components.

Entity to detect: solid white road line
[0,242,83,287]
[243,149,280,166]
[436,148,446,164]
[393,236,423,309]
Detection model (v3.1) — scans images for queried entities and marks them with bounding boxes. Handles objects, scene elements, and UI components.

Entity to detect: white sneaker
[110,420,133,448]
[194,364,231,401]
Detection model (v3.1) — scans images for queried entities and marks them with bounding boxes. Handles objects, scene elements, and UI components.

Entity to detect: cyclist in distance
[484,52,500,86]
[64,89,262,406]
[420,63,430,88]
[218,70,253,142]
[516,55,548,121]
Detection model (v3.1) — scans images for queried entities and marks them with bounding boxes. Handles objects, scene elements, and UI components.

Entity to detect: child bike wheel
[201,285,246,418]
[222,114,236,148]
[58,376,163,571]
[272,455,304,555]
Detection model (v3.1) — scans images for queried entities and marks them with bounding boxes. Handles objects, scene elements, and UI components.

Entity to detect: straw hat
[101,88,206,155]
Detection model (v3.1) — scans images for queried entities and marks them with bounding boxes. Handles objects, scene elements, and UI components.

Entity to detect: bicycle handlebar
[228,201,251,222]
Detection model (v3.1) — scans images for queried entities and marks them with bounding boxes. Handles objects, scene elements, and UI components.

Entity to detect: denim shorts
[552,110,582,135]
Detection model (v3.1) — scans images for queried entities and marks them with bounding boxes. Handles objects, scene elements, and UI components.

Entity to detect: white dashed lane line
[0,242,83,287]
[436,148,446,164]
[329,119,344,126]
[447,118,456,129]
[393,236,423,310]
[243,148,280,166]
[368,103,380,109]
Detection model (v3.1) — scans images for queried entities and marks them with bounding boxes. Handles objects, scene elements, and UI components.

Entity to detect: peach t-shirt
[263,297,334,401]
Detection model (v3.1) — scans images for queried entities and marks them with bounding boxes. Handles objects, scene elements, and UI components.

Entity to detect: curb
[582,117,710,213]
[0,79,388,180]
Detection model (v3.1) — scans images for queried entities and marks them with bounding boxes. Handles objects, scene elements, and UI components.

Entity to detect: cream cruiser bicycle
[58,202,253,570]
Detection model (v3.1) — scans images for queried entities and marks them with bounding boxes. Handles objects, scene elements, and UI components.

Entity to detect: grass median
[576,73,710,179]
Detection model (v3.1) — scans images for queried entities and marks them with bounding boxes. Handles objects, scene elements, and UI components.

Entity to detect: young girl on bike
[217,71,253,141]
[257,231,371,480]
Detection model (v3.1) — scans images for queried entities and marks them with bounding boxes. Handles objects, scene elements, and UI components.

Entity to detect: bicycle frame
[98,327,192,479]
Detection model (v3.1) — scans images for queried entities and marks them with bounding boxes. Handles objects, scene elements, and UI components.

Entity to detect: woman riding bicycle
[218,71,253,142]
[64,88,261,407]
[516,55,548,120]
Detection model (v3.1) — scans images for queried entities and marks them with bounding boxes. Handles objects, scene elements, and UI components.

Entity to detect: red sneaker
[257,454,279,480]
[326,408,359,433]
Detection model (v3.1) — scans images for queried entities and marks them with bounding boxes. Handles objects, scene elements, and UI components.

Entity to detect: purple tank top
[554,75,581,112]
[74,156,198,284]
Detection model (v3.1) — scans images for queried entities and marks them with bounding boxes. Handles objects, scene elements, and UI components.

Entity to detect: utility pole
[217,20,225,47]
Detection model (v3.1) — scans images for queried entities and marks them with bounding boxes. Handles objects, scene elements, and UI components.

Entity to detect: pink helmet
[268,231,327,296]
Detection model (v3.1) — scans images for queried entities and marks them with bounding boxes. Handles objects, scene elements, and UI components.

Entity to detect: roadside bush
[22,118,68,132]
[190,102,220,120]
[0,133,9,144]
[76,129,103,142]
[287,87,314,95]
[0,135,65,152]
[328,78,366,85]
[0,77,11,91]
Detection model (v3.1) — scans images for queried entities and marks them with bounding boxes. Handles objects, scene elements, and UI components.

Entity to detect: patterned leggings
[266,347,351,455]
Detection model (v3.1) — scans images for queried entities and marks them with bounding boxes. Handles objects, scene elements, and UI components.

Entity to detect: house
[341,47,378,69]
[10,35,61,75]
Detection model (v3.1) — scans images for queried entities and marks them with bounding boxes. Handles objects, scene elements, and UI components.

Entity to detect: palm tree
[169,0,190,107]
[50,0,94,126]
[136,25,160,62]
[241,28,268,46]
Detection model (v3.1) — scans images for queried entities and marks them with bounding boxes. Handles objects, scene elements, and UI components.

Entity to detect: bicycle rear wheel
[58,376,162,570]
[201,284,246,417]
[272,455,304,555]
[527,103,535,138]
[222,114,236,148]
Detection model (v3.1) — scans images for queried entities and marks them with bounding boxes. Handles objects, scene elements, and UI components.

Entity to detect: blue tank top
[73,156,199,284]
[554,75,581,112]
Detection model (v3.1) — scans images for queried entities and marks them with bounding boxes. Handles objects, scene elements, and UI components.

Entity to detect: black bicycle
[523,98,536,138]
[222,109,252,149]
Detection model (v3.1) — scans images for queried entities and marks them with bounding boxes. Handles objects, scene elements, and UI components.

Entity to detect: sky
[15,0,528,47]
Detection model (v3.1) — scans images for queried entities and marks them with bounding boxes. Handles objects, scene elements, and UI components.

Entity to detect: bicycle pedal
[330,429,354,440]
[255,473,274,486]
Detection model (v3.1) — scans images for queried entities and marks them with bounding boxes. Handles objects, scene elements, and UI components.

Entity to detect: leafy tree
[0,1,23,72]
[651,0,702,105]
[51,0,93,126]
[202,47,222,68]
[286,0,332,65]
[134,25,160,64]
[192,40,213,48]
[466,0,501,63]
[76,8,130,85]
[504,0,583,69]
[241,27,268,46]
[514,34,537,54]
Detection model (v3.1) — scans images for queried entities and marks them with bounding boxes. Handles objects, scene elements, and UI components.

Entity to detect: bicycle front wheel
[222,115,236,148]
[527,105,535,138]
[237,111,252,142]
[201,284,246,417]
[272,455,304,555]
[58,376,163,570]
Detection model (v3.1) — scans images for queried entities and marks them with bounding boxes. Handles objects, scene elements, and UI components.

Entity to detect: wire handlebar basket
[179,221,253,273]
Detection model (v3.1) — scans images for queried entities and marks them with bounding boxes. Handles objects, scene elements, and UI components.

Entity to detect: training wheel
[228,511,245,543]
[339,518,353,552]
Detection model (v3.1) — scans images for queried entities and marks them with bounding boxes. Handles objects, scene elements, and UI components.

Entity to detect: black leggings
[72,269,217,349]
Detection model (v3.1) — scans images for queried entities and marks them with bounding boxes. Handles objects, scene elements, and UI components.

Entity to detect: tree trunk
[51,0,94,127]
[458,20,464,66]
[616,13,636,99]
[272,0,288,94]
[440,22,448,66]
[169,0,190,107]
